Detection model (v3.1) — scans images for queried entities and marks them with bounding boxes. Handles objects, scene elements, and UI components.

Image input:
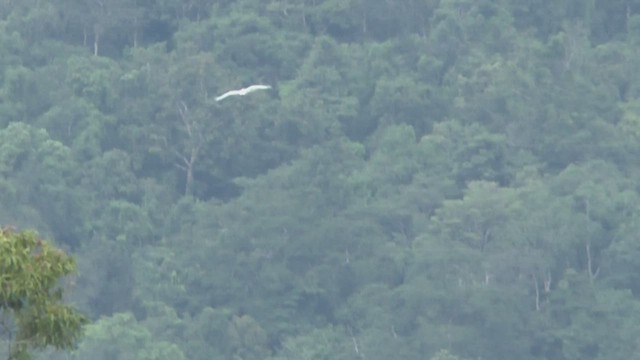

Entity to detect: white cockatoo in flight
[215,84,272,101]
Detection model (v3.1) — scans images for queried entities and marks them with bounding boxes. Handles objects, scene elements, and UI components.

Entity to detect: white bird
[215,84,272,101]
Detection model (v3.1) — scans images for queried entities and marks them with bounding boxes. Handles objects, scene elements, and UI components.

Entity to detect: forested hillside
[2,0,640,359]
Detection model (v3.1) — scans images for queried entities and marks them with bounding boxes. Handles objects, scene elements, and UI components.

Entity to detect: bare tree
[169,101,204,196]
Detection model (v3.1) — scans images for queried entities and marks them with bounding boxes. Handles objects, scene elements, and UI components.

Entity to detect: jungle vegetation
[2,0,640,359]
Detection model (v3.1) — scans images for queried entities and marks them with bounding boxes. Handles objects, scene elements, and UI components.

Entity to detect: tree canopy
[0,228,86,359]
[2,0,640,359]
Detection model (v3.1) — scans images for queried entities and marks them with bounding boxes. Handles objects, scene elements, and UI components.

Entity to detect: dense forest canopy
[2,0,640,359]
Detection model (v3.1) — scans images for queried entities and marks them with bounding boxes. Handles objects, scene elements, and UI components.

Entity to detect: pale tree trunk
[586,241,600,282]
[583,199,600,282]
[133,16,139,48]
[348,327,364,358]
[532,273,540,311]
[362,12,367,34]
[173,101,203,196]
[174,148,198,196]
[544,270,551,293]
[93,33,99,56]
[93,0,105,56]
[93,25,100,56]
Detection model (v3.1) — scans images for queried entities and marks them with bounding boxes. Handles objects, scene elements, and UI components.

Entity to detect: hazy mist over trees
[2,0,640,359]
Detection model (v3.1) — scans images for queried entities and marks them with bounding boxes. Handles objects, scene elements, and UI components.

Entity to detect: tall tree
[0,228,87,359]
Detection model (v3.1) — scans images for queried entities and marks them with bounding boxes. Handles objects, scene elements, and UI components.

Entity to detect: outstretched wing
[244,84,272,93]
[216,85,271,101]
[215,89,242,101]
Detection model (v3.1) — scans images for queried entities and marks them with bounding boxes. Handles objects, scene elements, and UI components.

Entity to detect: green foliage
[429,349,471,360]
[0,228,87,359]
[268,326,352,360]
[70,313,184,360]
[4,1,640,359]
[0,123,81,245]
